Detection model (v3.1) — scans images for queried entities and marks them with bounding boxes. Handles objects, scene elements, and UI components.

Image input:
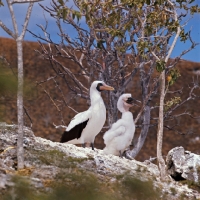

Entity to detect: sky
[0,0,200,63]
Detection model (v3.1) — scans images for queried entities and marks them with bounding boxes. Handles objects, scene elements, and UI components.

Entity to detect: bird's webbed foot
[123,150,134,160]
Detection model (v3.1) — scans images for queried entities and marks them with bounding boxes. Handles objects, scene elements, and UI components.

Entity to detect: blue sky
[0,0,200,63]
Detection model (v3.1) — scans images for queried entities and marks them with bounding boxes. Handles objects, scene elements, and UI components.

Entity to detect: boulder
[166,146,200,182]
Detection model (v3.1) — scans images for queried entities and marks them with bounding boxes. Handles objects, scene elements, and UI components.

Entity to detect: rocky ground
[0,123,200,200]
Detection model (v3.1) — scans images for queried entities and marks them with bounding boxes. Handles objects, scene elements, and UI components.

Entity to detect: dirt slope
[0,37,200,161]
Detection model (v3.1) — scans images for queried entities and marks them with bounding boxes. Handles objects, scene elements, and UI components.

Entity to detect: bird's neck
[120,106,130,113]
[121,110,133,119]
[90,91,103,105]
[121,111,133,120]
[121,110,129,115]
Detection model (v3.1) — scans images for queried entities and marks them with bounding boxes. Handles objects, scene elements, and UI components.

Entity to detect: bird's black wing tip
[60,119,89,143]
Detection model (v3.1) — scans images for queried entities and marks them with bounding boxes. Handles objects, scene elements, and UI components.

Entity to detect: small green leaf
[58,0,64,6]
[156,60,165,73]
[146,0,150,5]
[190,5,199,14]
[72,13,75,19]
[62,9,67,20]
[76,12,82,22]
[0,0,4,6]
[180,30,189,43]
[97,41,102,49]
[97,40,106,49]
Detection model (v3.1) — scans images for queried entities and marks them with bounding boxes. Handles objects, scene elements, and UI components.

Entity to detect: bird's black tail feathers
[60,120,89,143]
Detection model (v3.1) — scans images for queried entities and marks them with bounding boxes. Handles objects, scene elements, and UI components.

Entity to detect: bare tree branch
[6,0,18,37]
[0,20,16,38]
[11,0,43,4]
[20,2,34,39]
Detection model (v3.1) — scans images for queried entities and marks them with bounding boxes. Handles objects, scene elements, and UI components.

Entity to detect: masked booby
[103,93,139,156]
[60,81,114,150]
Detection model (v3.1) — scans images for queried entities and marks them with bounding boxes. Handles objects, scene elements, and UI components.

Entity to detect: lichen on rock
[166,146,200,182]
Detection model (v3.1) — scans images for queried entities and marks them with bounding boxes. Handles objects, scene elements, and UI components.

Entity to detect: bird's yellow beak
[99,84,114,91]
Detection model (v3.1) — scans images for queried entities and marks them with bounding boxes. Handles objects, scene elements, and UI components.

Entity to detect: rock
[166,146,200,182]
[0,174,7,189]
[0,124,200,199]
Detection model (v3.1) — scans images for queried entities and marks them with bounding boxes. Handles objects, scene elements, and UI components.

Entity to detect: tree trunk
[129,105,150,158]
[107,92,119,127]
[16,39,24,169]
[157,70,167,180]
[128,63,151,158]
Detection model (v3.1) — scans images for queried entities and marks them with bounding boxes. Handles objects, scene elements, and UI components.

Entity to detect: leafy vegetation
[26,147,95,169]
[170,187,177,195]
[1,172,161,200]
[121,176,161,200]
[180,179,200,193]
[0,61,17,96]
[165,96,181,112]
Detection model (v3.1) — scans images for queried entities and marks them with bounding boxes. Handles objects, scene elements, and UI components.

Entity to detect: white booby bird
[103,93,138,156]
[60,81,114,150]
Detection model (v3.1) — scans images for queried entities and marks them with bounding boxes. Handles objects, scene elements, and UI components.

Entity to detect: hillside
[0,37,200,161]
[0,125,200,199]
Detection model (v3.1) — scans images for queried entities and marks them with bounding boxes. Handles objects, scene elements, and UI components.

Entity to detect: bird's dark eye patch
[96,83,103,92]
[126,97,134,104]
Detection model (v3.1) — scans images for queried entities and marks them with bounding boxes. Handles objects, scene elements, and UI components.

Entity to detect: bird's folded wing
[66,109,92,131]
[110,119,125,130]
[103,124,126,145]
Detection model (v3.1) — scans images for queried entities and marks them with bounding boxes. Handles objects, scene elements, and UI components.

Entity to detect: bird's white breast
[122,112,135,137]
[81,98,106,143]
